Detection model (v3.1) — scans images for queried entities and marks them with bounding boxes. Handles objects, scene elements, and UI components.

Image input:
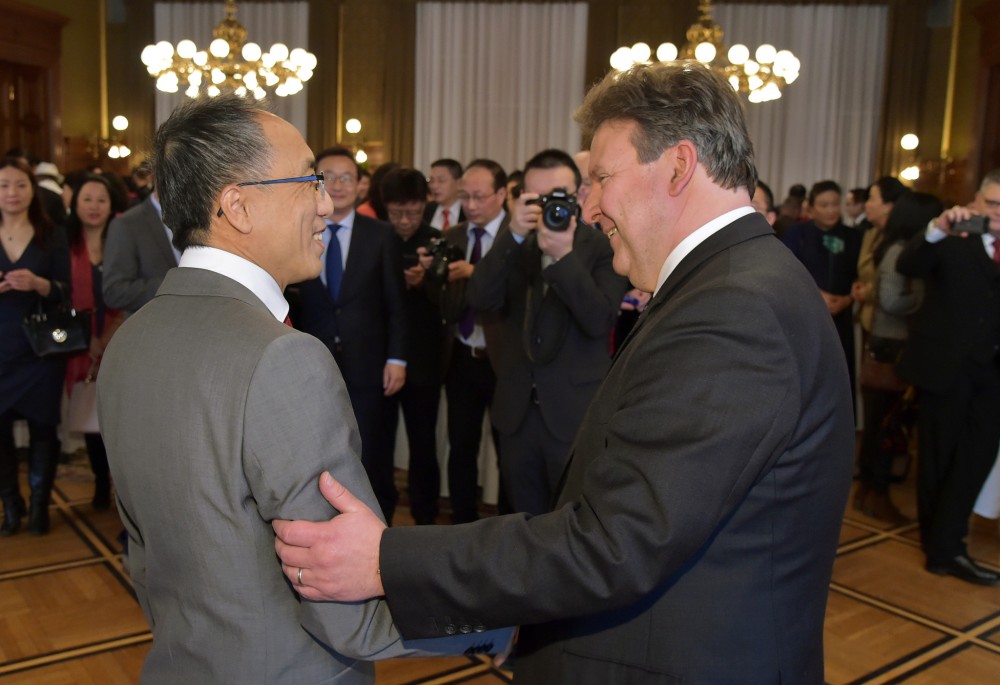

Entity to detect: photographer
[896,168,1000,586]
[468,149,627,515]
[380,168,444,525]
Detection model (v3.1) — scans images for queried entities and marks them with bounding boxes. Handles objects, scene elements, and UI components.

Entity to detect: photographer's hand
[538,218,576,261]
[933,205,978,237]
[510,192,542,238]
[448,259,474,282]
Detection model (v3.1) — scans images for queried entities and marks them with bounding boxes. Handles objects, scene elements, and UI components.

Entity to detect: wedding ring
[297,567,304,585]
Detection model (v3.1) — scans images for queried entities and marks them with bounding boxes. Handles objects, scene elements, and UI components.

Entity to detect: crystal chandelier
[140,0,317,99]
[610,0,800,103]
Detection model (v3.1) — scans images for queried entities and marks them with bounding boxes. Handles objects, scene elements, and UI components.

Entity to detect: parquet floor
[1,452,998,684]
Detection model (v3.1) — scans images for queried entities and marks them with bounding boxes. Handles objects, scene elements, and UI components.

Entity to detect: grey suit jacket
[379,213,854,683]
[98,267,504,684]
[103,197,177,314]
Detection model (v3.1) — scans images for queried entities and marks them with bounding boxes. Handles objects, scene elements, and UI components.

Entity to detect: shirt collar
[471,209,506,238]
[654,206,755,296]
[178,245,289,321]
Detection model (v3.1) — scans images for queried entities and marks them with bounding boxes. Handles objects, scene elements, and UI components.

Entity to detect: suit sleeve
[103,217,159,311]
[243,332,508,657]
[543,232,628,338]
[380,228,408,362]
[380,285,802,637]
[895,231,942,278]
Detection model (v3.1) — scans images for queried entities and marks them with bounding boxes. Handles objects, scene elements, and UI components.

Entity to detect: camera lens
[543,201,573,231]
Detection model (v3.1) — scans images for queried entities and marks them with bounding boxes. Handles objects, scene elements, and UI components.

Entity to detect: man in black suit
[896,169,1000,586]
[288,147,407,524]
[275,63,853,683]
[380,168,444,525]
[423,159,465,230]
[469,149,627,514]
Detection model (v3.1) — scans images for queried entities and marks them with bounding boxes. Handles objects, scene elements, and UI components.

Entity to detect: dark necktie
[458,226,485,339]
[326,223,343,303]
[993,236,1000,269]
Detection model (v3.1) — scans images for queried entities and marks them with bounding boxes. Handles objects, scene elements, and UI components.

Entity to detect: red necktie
[283,315,293,327]
[442,208,450,230]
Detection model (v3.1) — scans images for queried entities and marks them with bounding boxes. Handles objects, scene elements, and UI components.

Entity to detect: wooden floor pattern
[1,453,998,684]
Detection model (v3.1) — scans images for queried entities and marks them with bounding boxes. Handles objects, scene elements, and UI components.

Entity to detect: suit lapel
[340,218,372,303]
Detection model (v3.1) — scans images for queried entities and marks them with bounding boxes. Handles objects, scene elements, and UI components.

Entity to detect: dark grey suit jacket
[98,267,506,683]
[379,213,854,683]
[468,225,627,441]
[102,196,177,314]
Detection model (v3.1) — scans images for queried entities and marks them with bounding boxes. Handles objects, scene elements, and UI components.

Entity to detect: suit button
[535,336,542,344]
[444,624,457,635]
[473,623,486,633]
[460,624,472,634]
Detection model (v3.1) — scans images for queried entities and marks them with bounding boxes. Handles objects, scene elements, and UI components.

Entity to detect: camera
[527,188,579,232]
[953,215,989,235]
[425,238,466,282]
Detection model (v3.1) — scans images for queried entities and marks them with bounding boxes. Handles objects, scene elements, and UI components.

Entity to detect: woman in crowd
[854,192,943,523]
[0,157,71,536]
[783,180,862,402]
[64,174,124,510]
[852,177,907,335]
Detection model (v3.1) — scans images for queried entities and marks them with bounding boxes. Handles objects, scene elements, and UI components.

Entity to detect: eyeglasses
[458,190,499,204]
[216,172,326,217]
[322,173,357,187]
[386,207,424,221]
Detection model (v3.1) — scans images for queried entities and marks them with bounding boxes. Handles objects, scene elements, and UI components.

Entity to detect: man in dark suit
[380,168,444,525]
[896,169,1000,585]
[469,149,627,514]
[103,190,179,315]
[274,63,853,683]
[288,147,407,524]
[423,158,465,230]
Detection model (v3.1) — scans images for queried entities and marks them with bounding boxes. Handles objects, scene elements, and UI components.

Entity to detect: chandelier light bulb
[743,60,760,76]
[774,50,795,72]
[119,145,131,158]
[289,48,307,66]
[748,75,764,91]
[345,118,362,134]
[728,44,749,66]
[209,39,230,58]
[355,150,368,164]
[694,42,716,64]
[155,41,174,60]
[755,44,777,64]
[176,39,197,59]
[900,165,920,181]
[254,87,266,100]
[140,45,158,67]
[656,42,678,63]
[112,115,129,131]
[728,75,740,90]
[211,68,226,85]
[610,47,633,71]
[630,42,652,64]
[207,85,221,97]
[188,71,202,86]
[269,43,289,62]
[108,146,121,160]
[186,85,199,98]
[261,53,276,68]
[900,133,919,151]
[193,51,209,67]
[155,73,178,93]
[242,42,262,62]
[301,53,318,71]
[784,70,799,85]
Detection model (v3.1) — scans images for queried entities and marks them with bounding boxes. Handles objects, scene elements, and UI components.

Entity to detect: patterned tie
[442,208,450,230]
[326,223,343,303]
[458,226,485,339]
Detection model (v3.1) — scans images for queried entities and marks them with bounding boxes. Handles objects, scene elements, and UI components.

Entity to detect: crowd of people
[2,61,997,682]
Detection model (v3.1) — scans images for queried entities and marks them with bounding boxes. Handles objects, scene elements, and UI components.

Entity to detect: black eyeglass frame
[216,172,326,217]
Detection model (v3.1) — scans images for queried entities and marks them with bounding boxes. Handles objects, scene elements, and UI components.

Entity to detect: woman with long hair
[855,192,944,523]
[0,157,71,535]
[852,177,908,335]
[64,174,125,510]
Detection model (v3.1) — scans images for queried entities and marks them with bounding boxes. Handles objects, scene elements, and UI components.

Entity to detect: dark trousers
[857,386,904,493]
[499,403,572,516]
[394,379,441,524]
[343,379,399,525]
[84,432,110,487]
[445,344,496,523]
[0,412,58,497]
[917,364,1000,562]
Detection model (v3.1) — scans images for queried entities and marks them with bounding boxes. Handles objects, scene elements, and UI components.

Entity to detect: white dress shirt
[459,209,506,349]
[178,246,289,322]
[654,206,755,296]
[430,200,464,230]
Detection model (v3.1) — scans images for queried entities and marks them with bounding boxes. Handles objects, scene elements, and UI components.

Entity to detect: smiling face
[243,114,333,288]
[316,153,359,221]
[0,165,34,217]
[585,119,673,291]
[75,180,112,230]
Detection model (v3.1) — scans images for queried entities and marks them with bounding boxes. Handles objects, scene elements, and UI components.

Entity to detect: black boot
[1,492,26,536]
[85,433,111,510]
[27,435,59,536]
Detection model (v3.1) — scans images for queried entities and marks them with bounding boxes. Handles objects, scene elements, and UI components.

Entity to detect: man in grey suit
[102,187,179,315]
[98,96,507,684]
[274,63,854,683]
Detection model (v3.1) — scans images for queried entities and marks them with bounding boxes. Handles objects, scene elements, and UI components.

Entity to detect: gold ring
[297,567,304,585]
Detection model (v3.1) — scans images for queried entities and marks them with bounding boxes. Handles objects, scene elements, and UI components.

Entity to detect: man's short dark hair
[574,62,757,194]
[788,184,807,200]
[848,187,869,204]
[465,159,507,192]
[381,168,429,205]
[755,180,775,213]
[315,146,360,179]
[430,158,463,180]
[808,180,842,205]
[523,149,582,193]
[152,94,271,249]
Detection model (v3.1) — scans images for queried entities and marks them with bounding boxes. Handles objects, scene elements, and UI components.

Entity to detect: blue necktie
[326,223,343,303]
[458,227,485,339]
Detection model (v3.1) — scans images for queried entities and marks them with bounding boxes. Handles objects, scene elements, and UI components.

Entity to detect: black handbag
[22,302,91,357]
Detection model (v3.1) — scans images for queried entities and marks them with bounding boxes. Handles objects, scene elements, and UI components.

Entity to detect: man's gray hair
[575,62,757,193]
[981,168,1000,193]
[152,94,272,250]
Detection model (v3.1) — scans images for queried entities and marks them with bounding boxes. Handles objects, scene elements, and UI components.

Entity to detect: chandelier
[610,0,800,103]
[140,0,317,99]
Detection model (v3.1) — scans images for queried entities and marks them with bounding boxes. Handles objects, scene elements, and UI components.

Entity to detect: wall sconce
[344,118,367,165]
[899,133,920,182]
[90,114,131,160]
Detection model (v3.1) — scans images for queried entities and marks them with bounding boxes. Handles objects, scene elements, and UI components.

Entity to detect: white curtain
[715,3,888,198]
[153,2,310,134]
[414,2,588,174]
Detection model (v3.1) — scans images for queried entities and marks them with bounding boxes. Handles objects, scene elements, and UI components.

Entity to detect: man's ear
[666,140,698,197]
[217,185,252,235]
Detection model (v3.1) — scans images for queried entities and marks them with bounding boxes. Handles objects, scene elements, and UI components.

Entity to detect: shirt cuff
[925,220,947,243]
[387,359,407,368]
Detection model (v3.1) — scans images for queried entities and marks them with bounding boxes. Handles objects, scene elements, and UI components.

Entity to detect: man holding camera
[896,168,1000,585]
[468,149,627,515]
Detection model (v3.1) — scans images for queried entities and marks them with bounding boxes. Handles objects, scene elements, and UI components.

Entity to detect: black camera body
[425,238,466,282]
[953,215,989,235]
[527,188,579,232]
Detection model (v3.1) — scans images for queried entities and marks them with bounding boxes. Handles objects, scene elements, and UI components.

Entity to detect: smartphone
[953,216,989,235]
